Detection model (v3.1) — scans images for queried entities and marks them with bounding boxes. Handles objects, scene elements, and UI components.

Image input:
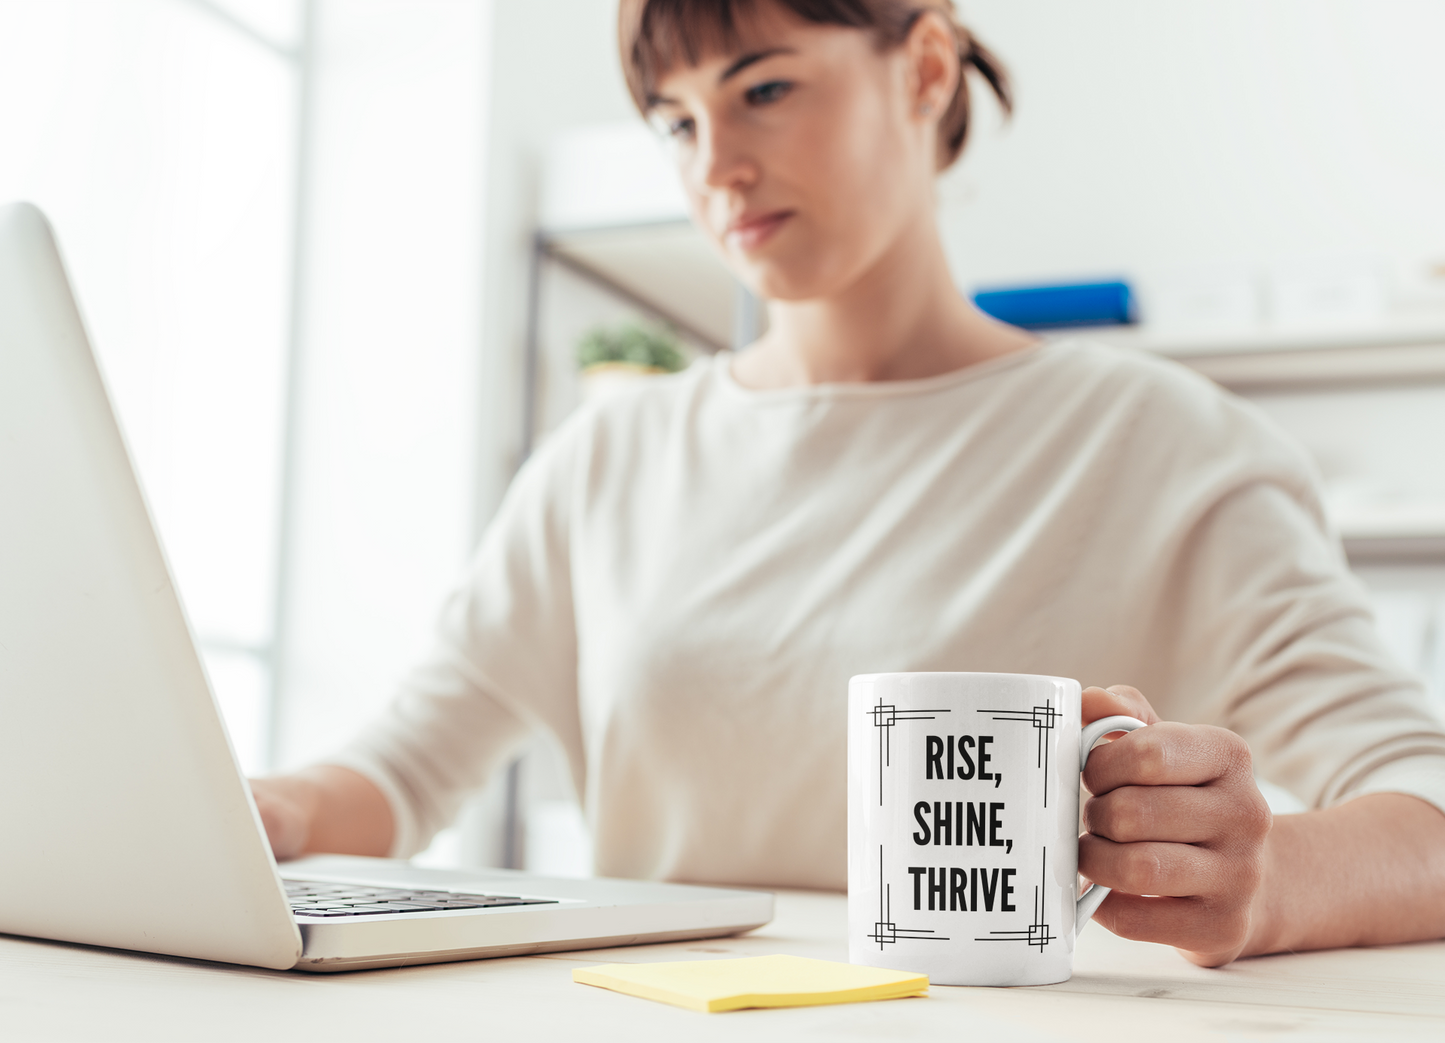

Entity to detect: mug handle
[1075,714,1149,933]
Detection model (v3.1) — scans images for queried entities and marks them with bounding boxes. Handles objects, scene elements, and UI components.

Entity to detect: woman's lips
[725,210,793,252]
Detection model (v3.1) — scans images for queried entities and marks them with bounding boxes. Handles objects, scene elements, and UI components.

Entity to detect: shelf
[538,219,1445,391]
[1093,314,1445,358]
[1335,501,1445,564]
[541,221,735,352]
[537,124,1445,388]
[1344,535,1445,565]
[1089,319,1445,392]
[1169,341,1445,392]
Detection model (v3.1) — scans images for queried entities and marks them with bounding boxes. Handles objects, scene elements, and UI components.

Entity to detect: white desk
[3,890,1442,1041]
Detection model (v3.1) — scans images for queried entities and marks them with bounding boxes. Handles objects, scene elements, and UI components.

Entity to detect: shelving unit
[533,216,1445,397]
[538,221,732,351]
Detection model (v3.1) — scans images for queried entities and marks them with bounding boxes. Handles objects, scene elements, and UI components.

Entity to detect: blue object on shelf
[972,280,1136,330]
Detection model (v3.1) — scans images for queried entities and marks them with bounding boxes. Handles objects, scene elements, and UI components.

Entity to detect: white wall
[472,0,636,517]
[941,0,1445,295]
[272,0,491,770]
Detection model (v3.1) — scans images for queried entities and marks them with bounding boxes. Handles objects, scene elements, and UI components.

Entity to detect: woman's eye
[657,115,695,140]
[745,80,793,106]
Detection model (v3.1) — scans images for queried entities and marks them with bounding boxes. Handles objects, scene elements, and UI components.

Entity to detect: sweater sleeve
[328,424,584,857]
[1135,427,1445,817]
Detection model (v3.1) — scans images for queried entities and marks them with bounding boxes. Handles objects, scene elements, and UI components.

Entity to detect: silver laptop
[0,201,772,972]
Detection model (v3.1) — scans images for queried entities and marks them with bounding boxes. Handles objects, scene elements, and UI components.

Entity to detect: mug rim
[850,671,1079,686]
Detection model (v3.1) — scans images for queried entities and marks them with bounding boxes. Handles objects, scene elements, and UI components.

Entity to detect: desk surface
[4,890,1443,1042]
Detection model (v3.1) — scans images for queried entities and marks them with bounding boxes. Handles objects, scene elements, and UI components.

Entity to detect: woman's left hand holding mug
[1078,685,1274,968]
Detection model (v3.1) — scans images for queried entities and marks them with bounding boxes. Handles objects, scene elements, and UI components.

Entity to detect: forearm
[253,765,395,859]
[1245,792,1445,956]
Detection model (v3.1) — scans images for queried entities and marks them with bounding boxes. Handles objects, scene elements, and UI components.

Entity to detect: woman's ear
[905,10,960,122]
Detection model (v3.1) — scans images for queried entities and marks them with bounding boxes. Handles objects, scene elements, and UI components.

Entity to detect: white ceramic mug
[847,672,1147,987]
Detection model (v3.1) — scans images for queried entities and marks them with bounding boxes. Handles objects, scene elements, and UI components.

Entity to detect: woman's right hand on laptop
[248,766,394,860]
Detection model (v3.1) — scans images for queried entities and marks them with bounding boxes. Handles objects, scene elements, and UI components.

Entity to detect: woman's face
[649,6,946,302]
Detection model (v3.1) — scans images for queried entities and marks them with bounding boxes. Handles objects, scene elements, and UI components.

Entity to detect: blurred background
[2,0,1443,876]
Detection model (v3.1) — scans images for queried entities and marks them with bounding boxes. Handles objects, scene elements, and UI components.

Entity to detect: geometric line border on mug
[870,699,950,806]
[866,844,950,949]
[977,698,1060,807]
[973,845,1055,951]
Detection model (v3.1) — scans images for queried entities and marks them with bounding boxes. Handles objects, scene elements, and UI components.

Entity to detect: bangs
[622,0,876,109]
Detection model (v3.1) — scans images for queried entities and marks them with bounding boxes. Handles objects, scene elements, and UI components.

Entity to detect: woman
[253,0,1445,968]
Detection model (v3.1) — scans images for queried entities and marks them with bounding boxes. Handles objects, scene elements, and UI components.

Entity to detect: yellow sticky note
[572,954,928,1013]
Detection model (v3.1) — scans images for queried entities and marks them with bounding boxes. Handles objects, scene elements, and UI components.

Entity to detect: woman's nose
[692,116,758,194]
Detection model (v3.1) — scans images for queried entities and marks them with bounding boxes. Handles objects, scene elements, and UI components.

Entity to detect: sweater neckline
[710,339,1058,405]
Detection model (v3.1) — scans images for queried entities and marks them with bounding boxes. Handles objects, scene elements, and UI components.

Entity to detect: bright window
[0,0,300,773]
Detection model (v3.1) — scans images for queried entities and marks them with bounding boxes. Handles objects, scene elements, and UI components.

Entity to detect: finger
[250,785,308,860]
[1083,722,1252,795]
[1082,685,1161,728]
[1091,892,1250,965]
[1077,833,1235,898]
[1084,784,1244,845]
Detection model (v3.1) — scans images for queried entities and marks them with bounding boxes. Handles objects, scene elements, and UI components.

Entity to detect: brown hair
[618,0,1012,169]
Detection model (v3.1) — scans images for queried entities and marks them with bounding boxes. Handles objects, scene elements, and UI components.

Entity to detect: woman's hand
[249,776,317,861]
[247,766,395,861]
[1078,685,1273,967]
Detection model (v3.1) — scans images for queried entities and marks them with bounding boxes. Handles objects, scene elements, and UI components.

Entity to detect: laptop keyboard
[285,879,558,918]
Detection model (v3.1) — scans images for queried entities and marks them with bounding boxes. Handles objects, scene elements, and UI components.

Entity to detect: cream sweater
[336,341,1445,890]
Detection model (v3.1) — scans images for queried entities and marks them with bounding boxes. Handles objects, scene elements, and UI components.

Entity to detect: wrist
[1239,811,1289,957]
[291,764,396,856]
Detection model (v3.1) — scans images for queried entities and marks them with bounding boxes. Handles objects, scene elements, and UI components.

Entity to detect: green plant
[576,320,688,373]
